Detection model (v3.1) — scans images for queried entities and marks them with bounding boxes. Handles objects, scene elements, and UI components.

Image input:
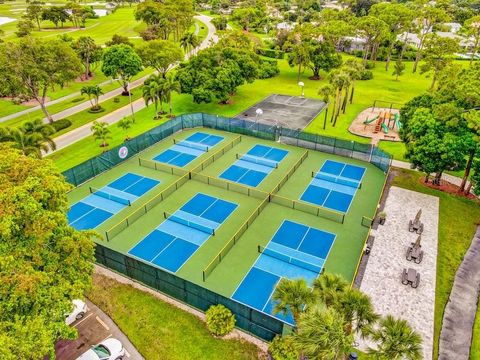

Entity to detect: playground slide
[381,123,389,134]
[363,115,379,124]
[395,118,402,130]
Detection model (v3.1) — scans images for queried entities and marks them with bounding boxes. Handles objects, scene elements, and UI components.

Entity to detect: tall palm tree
[180,32,200,56]
[336,288,379,338]
[272,278,316,325]
[343,59,363,105]
[162,75,180,117]
[368,315,423,360]
[312,272,349,307]
[294,304,353,360]
[143,75,165,118]
[0,120,56,157]
[81,85,104,110]
[117,117,132,141]
[318,85,334,130]
[90,121,111,148]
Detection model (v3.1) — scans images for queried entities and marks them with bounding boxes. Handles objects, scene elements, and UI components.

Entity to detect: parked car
[76,338,125,360]
[65,299,88,325]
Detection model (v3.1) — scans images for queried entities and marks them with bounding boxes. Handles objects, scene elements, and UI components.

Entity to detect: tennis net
[312,171,361,189]
[258,245,322,273]
[174,139,209,152]
[89,187,131,206]
[164,212,215,235]
[236,154,278,168]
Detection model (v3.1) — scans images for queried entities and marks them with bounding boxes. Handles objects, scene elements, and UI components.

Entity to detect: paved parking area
[56,300,143,360]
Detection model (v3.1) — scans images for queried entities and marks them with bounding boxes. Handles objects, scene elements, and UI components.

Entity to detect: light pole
[127,81,135,123]
[298,81,305,98]
[255,108,263,123]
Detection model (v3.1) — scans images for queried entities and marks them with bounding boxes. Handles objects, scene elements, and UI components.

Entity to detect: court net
[164,212,215,235]
[312,171,361,189]
[89,187,131,206]
[258,245,322,273]
[236,153,278,168]
[174,139,209,152]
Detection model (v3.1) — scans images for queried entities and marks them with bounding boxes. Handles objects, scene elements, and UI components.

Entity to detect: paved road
[56,300,143,360]
[0,15,213,125]
[46,14,219,155]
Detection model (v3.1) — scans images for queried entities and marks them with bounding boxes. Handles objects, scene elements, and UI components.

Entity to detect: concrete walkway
[358,186,439,360]
[438,226,480,360]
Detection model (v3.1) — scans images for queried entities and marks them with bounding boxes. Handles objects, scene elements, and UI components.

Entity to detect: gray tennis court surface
[237,94,327,129]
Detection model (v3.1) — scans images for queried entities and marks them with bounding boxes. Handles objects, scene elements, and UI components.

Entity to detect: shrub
[71,96,85,103]
[113,97,120,103]
[205,304,235,336]
[51,118,72,132]
[268,335,299,360]
[360,70,374,80]
[256,48,285,59]
[257,59,279,79]
[364,61,375,69]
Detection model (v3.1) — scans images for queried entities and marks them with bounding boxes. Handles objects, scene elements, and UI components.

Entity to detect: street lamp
[127,81,135,123]
[255,108,263,123]
[298,81,305,98]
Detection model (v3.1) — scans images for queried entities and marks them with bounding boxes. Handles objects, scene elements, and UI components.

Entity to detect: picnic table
[402,268,420,288]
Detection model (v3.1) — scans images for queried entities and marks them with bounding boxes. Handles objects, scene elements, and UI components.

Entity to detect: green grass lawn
[473,307,480,360]
[48,58,433,169]
[390,168,480,359]
[88,273,261,360]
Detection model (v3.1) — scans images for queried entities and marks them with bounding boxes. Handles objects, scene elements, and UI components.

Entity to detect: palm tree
[162,75,180,117]
[312,273,349,307]
[318,85,334,130]
[272,278,316,325]
[336,288,379,338]
[81,85,104,111]
[0,120,56,157]
[330,70,351,126]
[343,59,363,105]
[90,121,111,148]
[143,75,165,118]
[180,32,200,56]
[368,315,423,360]
[117,117,132,141]
[294,304,353,360]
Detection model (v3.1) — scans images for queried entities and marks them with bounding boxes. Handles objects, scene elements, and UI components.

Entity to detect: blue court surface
[300,160,366,213]
[219,144,288,187]
[152,132,224,167]
[68,173,160,230]
[129,193,237,273]
[232,220,335,325]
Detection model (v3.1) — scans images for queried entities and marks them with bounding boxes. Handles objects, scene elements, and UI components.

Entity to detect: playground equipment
[365,111,402,135]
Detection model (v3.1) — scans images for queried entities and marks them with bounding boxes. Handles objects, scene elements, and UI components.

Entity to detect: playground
[349,105,402,145]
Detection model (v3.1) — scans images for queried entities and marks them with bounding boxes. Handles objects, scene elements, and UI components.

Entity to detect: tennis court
[68,173,160,230]
[232,220,335,324]
[301,160,366,213]
[152,132,224,167]
[219,144,289,187]
[128,193,238,273]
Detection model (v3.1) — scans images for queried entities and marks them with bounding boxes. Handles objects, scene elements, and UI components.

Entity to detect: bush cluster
[205,304,236,336]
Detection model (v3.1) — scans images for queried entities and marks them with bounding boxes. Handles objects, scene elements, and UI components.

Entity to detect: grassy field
[48,58,433,169]
[390,168,480,359]
[88,273,261,360]
[67,128,385,302]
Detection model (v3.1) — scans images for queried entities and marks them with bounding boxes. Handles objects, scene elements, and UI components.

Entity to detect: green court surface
[67,127,386,300]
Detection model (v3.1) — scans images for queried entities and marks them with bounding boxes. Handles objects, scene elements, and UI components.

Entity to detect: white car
[76,338,125,360]
[65,299,88,325]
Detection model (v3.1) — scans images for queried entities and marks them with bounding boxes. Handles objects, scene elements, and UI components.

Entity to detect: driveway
[56,300,143,360]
